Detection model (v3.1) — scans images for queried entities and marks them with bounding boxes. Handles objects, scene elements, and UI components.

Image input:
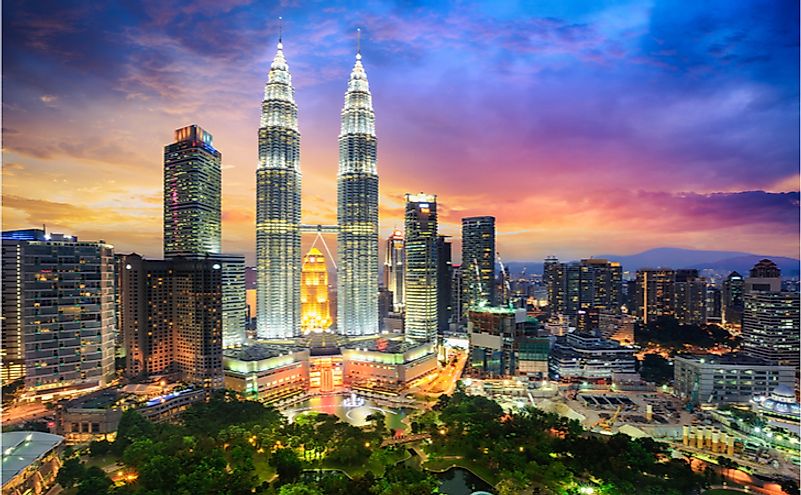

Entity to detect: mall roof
[1,431,64,485]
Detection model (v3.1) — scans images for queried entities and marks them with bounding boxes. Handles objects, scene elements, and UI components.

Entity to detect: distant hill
[507,247,800,276]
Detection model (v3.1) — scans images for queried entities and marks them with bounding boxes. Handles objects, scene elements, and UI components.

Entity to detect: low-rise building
[1,431,64,495]
[223,347,309,402]
[674,354,796,404]
[56,384,205,443]
[549,332,637,380]
[598,312,635,345]
[342,339,437,390]
[222,338,438,402]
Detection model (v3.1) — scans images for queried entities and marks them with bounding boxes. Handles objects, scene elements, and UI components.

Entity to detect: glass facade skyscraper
[383,229,405,312]
[163,125,221,258]
[337,50,379,336]
[461,216,496,311]
[257,40,302,339]
[404,194,438,342]
[163,125,245,348]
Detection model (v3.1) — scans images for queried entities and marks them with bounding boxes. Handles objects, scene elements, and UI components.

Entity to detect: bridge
[380,433,431,448]
[300,224,338,234]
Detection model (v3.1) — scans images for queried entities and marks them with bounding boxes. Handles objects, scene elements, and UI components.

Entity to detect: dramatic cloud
[2,0,798,263]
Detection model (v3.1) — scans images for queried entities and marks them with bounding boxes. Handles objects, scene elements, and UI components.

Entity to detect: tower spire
[278,16,283,43]
[356,27,361,59]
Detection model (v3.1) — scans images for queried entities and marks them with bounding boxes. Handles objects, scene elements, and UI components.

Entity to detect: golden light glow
[301,247,332,333]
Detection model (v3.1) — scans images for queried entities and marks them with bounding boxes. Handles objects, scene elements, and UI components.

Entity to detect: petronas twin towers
[257,38,379,339]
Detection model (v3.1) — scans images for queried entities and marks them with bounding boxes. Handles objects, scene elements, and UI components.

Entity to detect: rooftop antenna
[356,27,361,58]
[278,16,283,43]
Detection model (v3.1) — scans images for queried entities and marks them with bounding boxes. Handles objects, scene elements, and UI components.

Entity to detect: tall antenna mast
[278,16,283,43]
[357,27,361,55]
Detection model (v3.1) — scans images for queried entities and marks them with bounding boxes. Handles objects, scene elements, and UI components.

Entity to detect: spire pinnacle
[356,28,361,60]
[278,16,283,43]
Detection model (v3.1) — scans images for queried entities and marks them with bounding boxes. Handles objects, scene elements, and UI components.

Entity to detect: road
[2,402,50,426]
[412,350,467,398]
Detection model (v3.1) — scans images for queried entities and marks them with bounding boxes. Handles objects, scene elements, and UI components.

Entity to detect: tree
[56,456,85,488]
[365,411,386,434]
[278,483,323,495]
[372,464,439,495]
[639,354,673,385]
[89,439,112,456]
[1,379,24,404]
[269,447,303,484]
[122,438,158,467]
[75,466,112,495]
[114,410,155,454]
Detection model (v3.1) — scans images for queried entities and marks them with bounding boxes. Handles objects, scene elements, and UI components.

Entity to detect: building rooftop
[676,353,782,367]
[224,344,304,361]
[1,431,64,485]
[65,389,121,410]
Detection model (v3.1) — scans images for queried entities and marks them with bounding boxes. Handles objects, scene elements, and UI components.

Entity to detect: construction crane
[470,258,487,308]
[591,405,623,431]
[496,251,513,308]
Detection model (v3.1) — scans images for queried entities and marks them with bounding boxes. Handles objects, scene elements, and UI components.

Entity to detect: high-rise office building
[2,229,115,394]
[404,194,438,342]
[674,269,707,325]
[745,259,782,293]
[451,265,465,327]
[742,291,800,367]
[300,247,332,333]
[337,49,379,336]
[163,125,245,347]
[383,229,405,312]
[636,269,676,324]
[462,216,496,310]
[543,256,564,315]
[163,125,221,258]
[740,260,799,367]
[706,285,722,323]
[544,258,622,318]
[217,255,247,347]
[257,40,302,339]
[436,235,453,334]
[118,254,224,388]
[721,271,744,325]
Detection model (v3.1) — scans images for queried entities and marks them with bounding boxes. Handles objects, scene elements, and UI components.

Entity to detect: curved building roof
[753,385,800,419]
[1,431,64,485]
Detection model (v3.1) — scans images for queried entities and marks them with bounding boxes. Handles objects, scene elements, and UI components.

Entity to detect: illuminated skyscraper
[163,125,221,258]
[257,39,301,339]
[119,254,224,388]
[635,268,676,324]
[337,47,379,336]
[404,194,438,342]
[163,125,245,348]
[722,271,745,325]
[2,229,115,393]
[674,269,707,324]
[462,216,496,311]
[383,229,405,312]
[301,247,332,333]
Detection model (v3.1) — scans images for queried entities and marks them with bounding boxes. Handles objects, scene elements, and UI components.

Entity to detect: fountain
[343,392,365,408]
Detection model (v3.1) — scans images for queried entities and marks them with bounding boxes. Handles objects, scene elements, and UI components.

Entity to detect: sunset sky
[3,0,799,265]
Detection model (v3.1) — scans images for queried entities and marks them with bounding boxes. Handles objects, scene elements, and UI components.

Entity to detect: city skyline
[2,1,800,265]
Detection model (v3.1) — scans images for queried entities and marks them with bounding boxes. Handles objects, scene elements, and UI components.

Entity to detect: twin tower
[256,39,379,339]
